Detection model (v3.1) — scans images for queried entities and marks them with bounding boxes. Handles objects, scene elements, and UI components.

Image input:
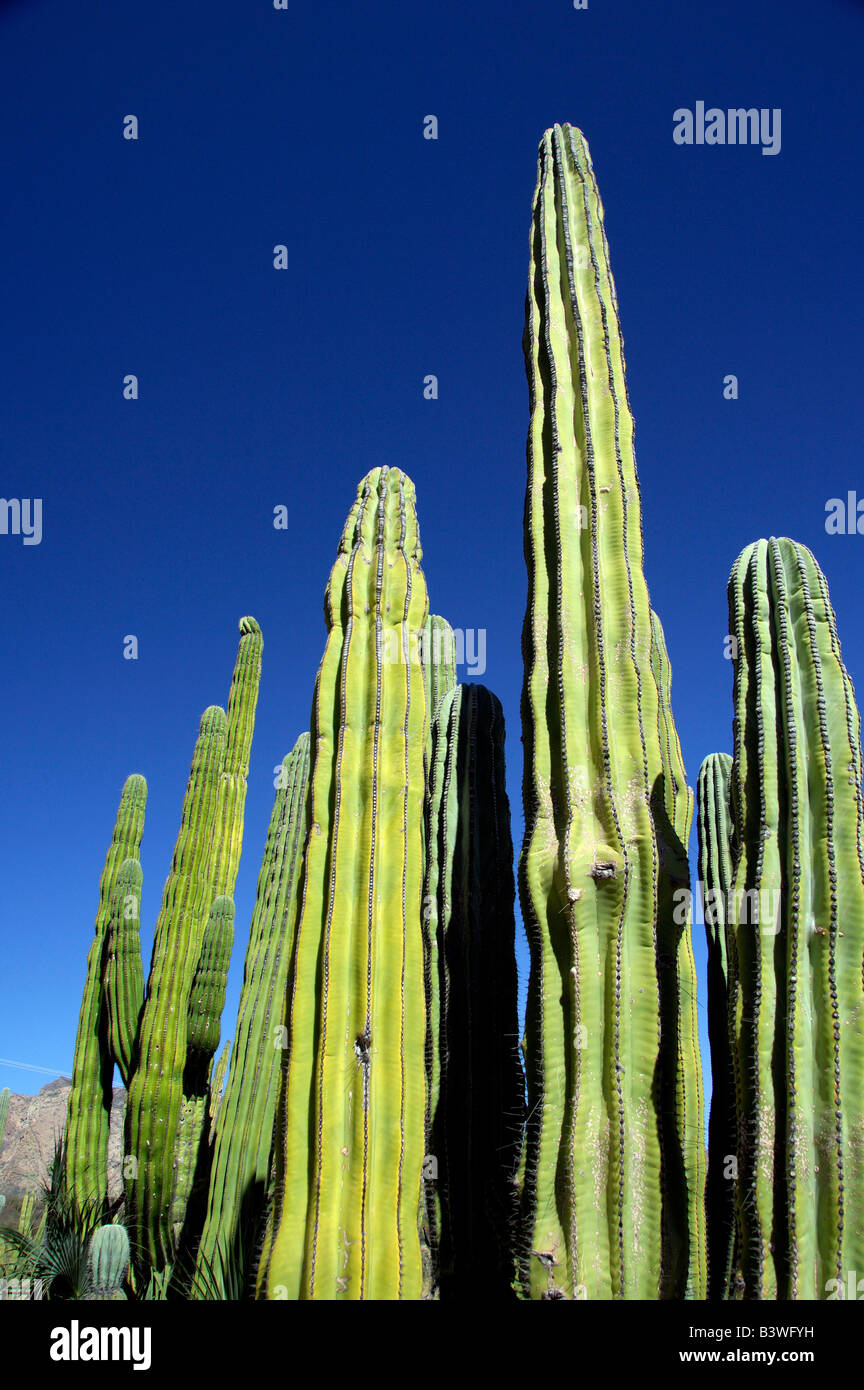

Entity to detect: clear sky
[1,0,863,1123]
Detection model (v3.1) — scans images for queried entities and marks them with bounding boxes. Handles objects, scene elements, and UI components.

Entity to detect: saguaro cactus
[518,122,705,1300]
[725,537,864,1299]
[423,683,524,1300]
[696,751,738,1299]
[196,732,311,1294]
[259,466,428,1300]
[64,775,146,1213]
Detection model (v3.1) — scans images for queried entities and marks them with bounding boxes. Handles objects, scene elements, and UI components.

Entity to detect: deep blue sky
[2,0,863,1114]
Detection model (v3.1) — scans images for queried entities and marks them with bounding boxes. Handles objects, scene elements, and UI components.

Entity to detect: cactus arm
[64,775,146,1213]
[102,858,144,1089]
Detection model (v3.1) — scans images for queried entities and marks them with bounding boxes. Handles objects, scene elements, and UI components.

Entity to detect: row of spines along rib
[259,467,428,1300]
[63,774,147,1214]
[195,730,311,1295]
[422,682,524,1300]
[723,537,864,1299]
[124,617,261,1276]
[518,121,705,1299]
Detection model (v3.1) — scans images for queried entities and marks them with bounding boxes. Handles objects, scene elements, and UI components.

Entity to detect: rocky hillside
[0,1078,126,1205]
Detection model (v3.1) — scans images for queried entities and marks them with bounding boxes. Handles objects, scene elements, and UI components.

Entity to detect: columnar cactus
[423,683,524,1300]
[696,751,738,1299]
[124,706,227,1272]
[196,732,311,1295]
[185,895,235,1094]
[421,614,458,740]
[103,858,144,1089]
[0,1087,9,1151]
[88,1224,130,1300]
[64,775,146,1213]
[518,122,705,1300]
[724,537,864,1299]
[125,617,261,1274]
[259,467,429,1300]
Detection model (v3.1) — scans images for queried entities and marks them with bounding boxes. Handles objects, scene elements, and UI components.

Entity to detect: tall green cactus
[696,751,738,1299]
[259,467,428,1300]
[124,705,227,1272]
[517,122,705,1300]
[125,617,261,1274]
[421,614,458,740]
[725,537,864,1299]
[64,775,146,1213]
[423,683,524,1300]
[103,858,144,1089]
[196,732,310,1295]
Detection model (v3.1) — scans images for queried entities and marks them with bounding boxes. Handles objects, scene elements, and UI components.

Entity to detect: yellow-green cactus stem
[517,123,705,1300]
[259,467,428,1301]
[64,775,146,1214]
[197,732,310,1295]
[696,751,739,1300]
[102,858,144,1089]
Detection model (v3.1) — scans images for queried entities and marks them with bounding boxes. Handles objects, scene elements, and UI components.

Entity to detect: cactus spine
[518,122,705,1299]
[696,751,738,1299]
[423,683,524,1299]
[64,776,146,1213]
[421,614,458,739]
[196,732,310,1294]
[259,467,428,1300]
[725,537,864,1298]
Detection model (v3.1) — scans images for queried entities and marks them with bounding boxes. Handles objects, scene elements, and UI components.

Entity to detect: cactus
[208,1040,231,1139]
[196,732,311,1295]
[185,895,235,1095]
[124,705,227,1273]
[0,1087,9,1152]
[421,614,458,740]
[696,751,738,1299]
[103,858,144,1089]
[423,683,524,1300]
[517,122,705,1299]
[64,776,146,1213]
[724,537,864,1299]
[88,1223,130,1300]
[18,1190,35,1237]
[125,617,261,1275]
[258,467,428,1300]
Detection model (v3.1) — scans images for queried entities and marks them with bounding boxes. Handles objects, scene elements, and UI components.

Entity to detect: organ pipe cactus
[64,776,147,1214]
[126,617,261,1275]
[103,858,144,1089]
[124,705,227,1273]
[518,122,705,1300]
[723,537,864,1299]
[696,751,738,1299]
[196,732,310,1295]
[423,683,524,1300]
[259,467,428,1300]
[421,614,458,745]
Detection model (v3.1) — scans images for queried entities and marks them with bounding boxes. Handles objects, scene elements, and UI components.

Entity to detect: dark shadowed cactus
[196,731,310,1295]
[259,467,428,1300]
[103,858,144,1089]
[725,537,864,1299]
[185,895,235,1094]
[423,683,524,1301]
[696,751,738,1299]
[64,775,146,1213]
[518,122,705,1300]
